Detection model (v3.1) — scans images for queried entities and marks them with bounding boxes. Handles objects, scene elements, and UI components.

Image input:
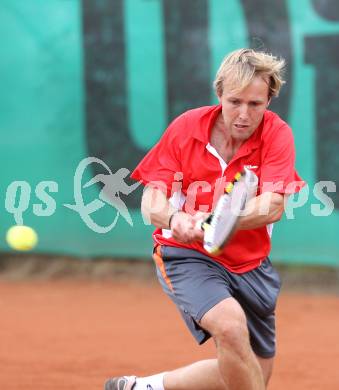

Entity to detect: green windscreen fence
[1,0,339,265]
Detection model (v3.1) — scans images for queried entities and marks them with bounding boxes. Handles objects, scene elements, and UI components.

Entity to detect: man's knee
[214,320,250,355]
[200,298,251,357]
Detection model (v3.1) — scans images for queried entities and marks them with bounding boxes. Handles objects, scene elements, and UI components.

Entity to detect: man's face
[218,75,270,141]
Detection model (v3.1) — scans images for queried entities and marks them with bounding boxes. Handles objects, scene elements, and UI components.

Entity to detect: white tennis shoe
[104,375,136,390]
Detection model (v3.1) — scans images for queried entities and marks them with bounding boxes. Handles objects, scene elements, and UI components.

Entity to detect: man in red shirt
[105,49,304,390]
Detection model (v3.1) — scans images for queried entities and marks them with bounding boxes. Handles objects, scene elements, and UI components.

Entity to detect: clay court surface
[0,259,338,390]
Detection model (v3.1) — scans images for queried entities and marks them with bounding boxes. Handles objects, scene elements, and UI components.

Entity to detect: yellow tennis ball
[6,225,38,251]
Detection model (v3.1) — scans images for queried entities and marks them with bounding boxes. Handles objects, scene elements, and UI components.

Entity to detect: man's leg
[163,356,273,390]
[105,310,271,390]
[164,297,265,390]
[105,298,270,390]
[202,297,265,390]
[163,359,226,390]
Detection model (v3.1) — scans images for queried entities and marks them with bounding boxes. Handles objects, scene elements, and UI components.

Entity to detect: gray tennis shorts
[153,245,282,358]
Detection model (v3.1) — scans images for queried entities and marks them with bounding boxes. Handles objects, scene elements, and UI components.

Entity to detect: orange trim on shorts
[153,246,174,292]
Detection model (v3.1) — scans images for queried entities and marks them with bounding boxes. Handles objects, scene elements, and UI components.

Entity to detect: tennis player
[105,48,304,390]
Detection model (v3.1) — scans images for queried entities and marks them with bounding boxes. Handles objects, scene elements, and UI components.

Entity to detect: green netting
[0,0,338,265]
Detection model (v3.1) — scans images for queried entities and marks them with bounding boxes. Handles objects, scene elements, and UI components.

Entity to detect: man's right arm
[141,186,205,243]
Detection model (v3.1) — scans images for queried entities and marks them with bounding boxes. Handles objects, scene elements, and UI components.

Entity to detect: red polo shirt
[131,105,304,273]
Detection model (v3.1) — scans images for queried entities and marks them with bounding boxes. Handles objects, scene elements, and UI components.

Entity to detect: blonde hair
[213,48,285,98]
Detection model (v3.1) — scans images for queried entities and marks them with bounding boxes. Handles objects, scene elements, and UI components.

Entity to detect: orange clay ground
[0,279,338,390]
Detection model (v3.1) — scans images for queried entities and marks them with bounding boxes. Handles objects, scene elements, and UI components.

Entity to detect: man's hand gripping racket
[201,167,258,254]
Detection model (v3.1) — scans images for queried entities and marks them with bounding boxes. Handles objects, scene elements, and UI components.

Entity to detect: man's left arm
[237,120,304,231]
[237,192,285,230]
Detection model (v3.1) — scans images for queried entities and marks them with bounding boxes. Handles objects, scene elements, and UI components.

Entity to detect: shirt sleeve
[130,113,185,195]
[259,124,305,194]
